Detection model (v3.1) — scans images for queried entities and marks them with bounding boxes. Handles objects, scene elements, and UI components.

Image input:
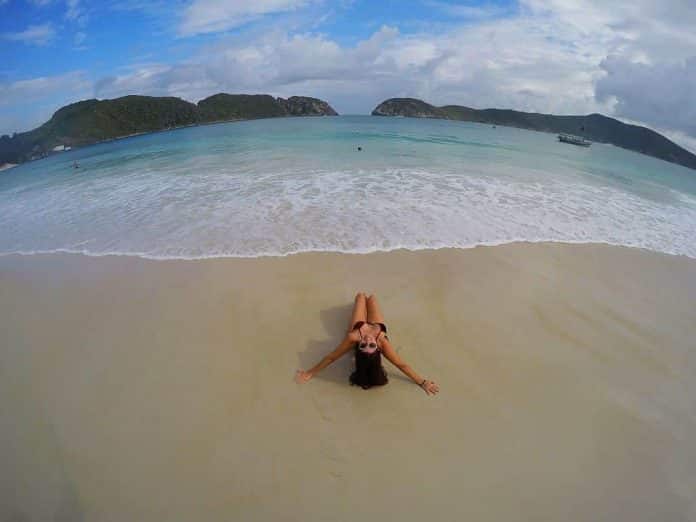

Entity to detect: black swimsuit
[349,322,389,389]
[351,320,387,335]
[352,321,388,351]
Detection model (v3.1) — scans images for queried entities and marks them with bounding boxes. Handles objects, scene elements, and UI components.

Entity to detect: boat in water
[558,133,591,147]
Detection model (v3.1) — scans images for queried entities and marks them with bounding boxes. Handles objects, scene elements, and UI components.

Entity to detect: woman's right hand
[421,380,440,396]
[295,369,313,384]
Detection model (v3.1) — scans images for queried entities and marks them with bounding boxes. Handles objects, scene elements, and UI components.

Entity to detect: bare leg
[366,294,386,326]
[347,292,368,333]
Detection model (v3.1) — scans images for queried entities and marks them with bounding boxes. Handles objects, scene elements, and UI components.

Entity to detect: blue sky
[2,0,696,151]
[0,1,515,79]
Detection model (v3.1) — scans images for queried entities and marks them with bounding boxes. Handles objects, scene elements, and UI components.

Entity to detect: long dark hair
[349,346,388,389]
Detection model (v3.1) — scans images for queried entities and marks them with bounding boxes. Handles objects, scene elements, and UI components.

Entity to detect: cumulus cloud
[94,18,615,117]
[0,73,85,108]
[0,71,91,135]
[521,0,696,62]
[94,27,403,104]
[3,23,56,46]
[596,55,696,138]
[99,1,647,116]
[179,0,314,36]
[518,0,696,147]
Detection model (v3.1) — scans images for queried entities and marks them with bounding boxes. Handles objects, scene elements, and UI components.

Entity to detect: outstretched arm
[378,336,440,396]
[295,331,358,384]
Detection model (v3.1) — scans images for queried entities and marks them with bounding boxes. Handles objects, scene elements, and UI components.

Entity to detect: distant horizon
[8,90,696,156]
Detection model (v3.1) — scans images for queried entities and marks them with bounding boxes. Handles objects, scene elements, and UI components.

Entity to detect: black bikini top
[355,322,383,354]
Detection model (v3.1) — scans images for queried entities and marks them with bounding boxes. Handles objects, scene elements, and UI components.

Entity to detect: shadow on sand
[298,302,354,386]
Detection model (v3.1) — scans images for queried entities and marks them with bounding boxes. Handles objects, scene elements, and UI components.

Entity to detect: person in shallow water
[295,292,440,396]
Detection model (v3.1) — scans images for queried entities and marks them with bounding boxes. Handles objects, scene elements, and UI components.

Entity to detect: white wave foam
[1,166,695,260]
[0,238,688,261]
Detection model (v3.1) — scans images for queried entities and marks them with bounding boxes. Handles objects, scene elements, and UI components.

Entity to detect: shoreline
[0,162,18,171]
[2,241,695,521]
[1,239,695,262]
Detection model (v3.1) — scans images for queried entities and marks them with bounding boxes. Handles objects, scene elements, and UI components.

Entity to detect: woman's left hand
[422,380,440,396]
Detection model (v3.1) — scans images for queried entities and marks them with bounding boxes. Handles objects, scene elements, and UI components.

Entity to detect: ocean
[1,115,695,259]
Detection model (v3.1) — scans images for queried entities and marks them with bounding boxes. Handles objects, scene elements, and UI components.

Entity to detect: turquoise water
[1,115,695,258]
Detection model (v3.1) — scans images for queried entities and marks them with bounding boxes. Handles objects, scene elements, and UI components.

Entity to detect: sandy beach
[1,242,695,521]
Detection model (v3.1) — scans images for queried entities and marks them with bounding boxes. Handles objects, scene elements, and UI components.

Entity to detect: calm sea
[1,115,695,259]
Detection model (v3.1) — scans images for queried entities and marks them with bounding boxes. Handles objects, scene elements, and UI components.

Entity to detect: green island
[372,98,696,171]
[0,94,337,166]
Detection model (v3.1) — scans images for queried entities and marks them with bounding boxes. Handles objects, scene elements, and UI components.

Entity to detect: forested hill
[0,94,337,165]
[372,98,696,171]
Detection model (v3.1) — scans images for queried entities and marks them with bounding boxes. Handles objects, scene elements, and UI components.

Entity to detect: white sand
[1,243,695,521]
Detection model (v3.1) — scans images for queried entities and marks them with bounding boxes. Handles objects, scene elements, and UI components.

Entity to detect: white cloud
[426,1,515,20]
[74,31,86,44]
[95,17,614,117]
[94,26,404,103]
[179,0,314,36]
[66,0,88,26]
[0,72,85,107]
[514,0,696,142]
[596,55,696,139]
[520,0,696,62]
[0,71,92,135]
[3,23,56,46]
[19,0,86,25]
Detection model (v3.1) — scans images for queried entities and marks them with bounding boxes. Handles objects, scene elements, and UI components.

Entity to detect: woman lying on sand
[295,293,440,396]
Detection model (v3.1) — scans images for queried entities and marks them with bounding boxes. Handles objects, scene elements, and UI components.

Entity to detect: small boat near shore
[558,133,591,147]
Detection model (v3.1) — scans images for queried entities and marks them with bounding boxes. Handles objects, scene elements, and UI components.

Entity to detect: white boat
[558,133,591,147]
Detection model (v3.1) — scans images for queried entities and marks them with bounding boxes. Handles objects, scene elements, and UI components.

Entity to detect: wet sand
[1,243,695,521]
